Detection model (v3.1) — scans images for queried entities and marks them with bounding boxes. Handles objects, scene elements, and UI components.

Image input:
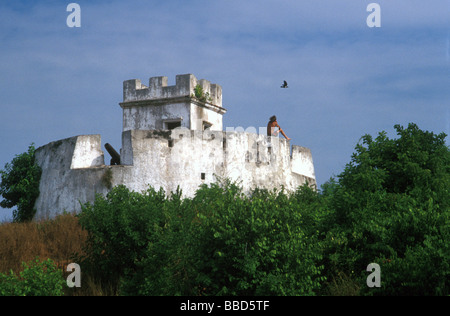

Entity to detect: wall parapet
[122,74,223,107]
[291,145,315,179]
[33,130,316,220]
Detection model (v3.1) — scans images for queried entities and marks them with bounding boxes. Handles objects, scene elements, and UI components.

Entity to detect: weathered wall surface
[120,74,226,132]
[291,146,315,180]
[34,130,315,220]
[121,101,191,131]
[190,100,224,131]
[122,74,222,107]
[34,135,109,220]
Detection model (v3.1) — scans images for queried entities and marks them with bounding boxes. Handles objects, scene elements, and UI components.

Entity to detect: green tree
[0,144,42,222]
[324,123,449,295]
[338,123,449,209]
[120,180,325,296]
[77,185,174,291]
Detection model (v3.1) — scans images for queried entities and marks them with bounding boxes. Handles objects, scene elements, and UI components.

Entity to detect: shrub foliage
[0,258,65,296]
[77,182,325,295]
[2,123,448,296]
[0,144,41,222]
[322,123,449,295]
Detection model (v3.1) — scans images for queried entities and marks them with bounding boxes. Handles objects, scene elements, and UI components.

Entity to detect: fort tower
[33,74,315,220]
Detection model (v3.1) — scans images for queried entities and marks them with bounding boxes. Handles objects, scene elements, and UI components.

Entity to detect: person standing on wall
[267,115,290,140]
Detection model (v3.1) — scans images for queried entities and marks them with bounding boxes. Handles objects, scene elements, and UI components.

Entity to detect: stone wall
[33,130,315,220]
[120,74,226,132]
[34,135,108,219]
[122,74,222,107]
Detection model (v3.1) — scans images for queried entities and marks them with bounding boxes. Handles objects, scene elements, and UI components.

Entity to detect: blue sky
[1,0,449,221]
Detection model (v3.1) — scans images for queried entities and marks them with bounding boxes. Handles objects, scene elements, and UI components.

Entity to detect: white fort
[34,74,315,220]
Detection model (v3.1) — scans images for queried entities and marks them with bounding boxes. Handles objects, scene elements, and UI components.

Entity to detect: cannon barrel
[105,143,120,165]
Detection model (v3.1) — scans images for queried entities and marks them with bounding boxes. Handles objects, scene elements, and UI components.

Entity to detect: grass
[0,213,85,273]
[324,272,361,296]
[0,213,115,296]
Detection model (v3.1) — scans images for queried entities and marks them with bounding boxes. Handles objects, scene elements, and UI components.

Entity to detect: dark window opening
[168,139,174,147]
[201,173,205,180]
[167,121,181,130]
[203,122,212,131]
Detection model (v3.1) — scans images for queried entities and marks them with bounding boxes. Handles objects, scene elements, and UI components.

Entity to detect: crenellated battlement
[123,74,222,107]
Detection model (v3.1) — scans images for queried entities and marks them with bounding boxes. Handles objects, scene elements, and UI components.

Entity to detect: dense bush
[322,123,449,295]
[79,181,325,295]
[132,182,324,296]
[77,185,172,290]
[75,124,448,296]
[0,258,65,296]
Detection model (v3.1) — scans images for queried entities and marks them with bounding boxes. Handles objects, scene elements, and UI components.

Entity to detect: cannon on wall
[105,143,120,165]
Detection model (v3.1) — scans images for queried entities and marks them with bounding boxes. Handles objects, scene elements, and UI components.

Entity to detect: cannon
[105,143,120,165]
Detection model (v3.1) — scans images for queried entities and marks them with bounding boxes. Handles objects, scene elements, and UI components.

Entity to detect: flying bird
[281,80,288,88]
